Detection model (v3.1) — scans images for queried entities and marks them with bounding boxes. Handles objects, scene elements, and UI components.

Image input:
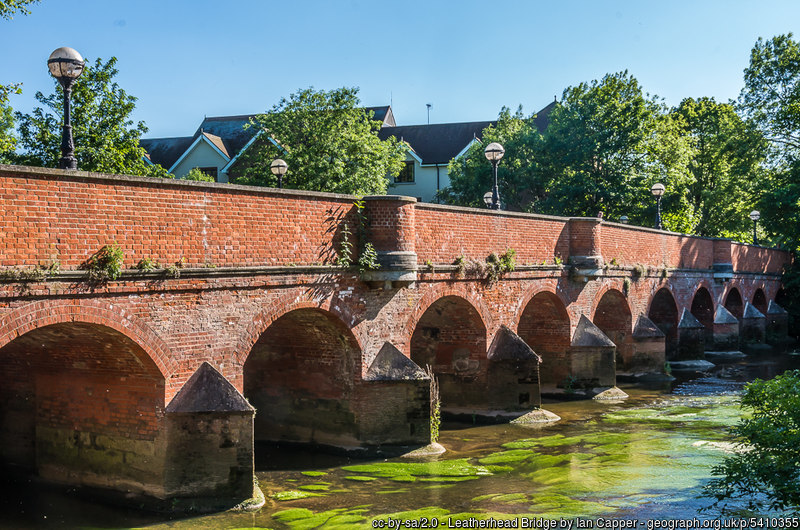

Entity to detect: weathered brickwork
[0,165,792,507]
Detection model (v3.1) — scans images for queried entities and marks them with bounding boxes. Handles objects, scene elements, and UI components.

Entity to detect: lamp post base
[59,156,78,170]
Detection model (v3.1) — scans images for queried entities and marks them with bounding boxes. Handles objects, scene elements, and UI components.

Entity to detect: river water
[2,354,798,529]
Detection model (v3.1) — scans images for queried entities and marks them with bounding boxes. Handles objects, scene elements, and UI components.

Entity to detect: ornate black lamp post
[47,47,85,170]
[484,142,504,210]
[270,158,288,188]
[750,210,760,245]
[650,183,665,230]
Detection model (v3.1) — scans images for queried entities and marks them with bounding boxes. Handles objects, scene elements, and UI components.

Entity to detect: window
[395,161,415,183]
[198,167,218,181]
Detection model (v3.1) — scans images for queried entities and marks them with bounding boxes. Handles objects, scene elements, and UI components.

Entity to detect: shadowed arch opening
[725,288,744,319]
[648,288,679,357]
[243,308,361,450]
[753,289,767,315]
[0,322,165,488]
[410,296,487,408]
[593,289,633,370]
[517,292,571,387]
[691,287,715,346]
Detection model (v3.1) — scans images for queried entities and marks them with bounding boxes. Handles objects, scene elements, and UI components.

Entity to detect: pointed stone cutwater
[571,314,616,348]
[741,302,767,350]
[361,342,432,449]
[570,315,627,400]
[714,305,739,325]
[679,308,705,330]
[487,325,542,363]
[633,315,666,338]
[164,362,257,510]
[486,326,558,423]
[166,361,254,414]
[768,300,788,315]
[675,308,706,361]
[364,342,428,381]
[743,302,766,320]
[713,305,740,350]
[766,300,790,347]
[628,315,667,375]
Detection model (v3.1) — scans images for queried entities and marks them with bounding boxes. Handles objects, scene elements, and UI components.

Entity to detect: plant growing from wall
[485,248,516,282]
[425,364,441,444]
[623,278,632,296]
[86,243,124,281]
[336,199,380,276]
[136,257,158,272]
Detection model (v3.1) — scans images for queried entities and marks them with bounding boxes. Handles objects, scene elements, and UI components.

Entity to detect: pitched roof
[139,136,194,169]
[532,100,557,132]
[365,106,395,127]
[379,120,495,165]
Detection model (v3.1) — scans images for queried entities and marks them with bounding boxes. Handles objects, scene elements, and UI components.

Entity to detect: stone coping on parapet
[0,164,358,203]
[0,164,786,251]
[0,263,784,284]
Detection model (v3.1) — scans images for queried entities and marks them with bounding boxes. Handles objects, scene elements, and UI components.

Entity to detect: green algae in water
[343,459,491,479]
[344,475,377,481]
[272,490,324,501]
[479,449,537,464]
[371,506,450,524]
[301,471,327,477]
[501,434,585,449]
[298,483,330,491]
[274,506,370,529]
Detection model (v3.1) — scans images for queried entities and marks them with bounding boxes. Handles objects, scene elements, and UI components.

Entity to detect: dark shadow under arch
[648,288,679,357]
[517,291,571,386]
[410,295,487,408]
[243,308,361,449]
[0,322,165,486]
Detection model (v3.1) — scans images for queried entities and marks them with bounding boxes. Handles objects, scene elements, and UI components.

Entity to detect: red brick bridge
[0,165,791,509]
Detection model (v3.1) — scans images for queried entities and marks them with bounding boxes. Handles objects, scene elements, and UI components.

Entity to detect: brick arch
[0,299,173,379]
[691,284,716,345]
[591,287,634,367]
[647,287,680,357]
[724,285,744,319]
[589,284,633,326]
[644,282,679,315]
[516,287,571,386]
[235,293,363,367]
[752,287,768,315]
[514,282,572,331]
[243,305,363,447]
[399,283,492,354]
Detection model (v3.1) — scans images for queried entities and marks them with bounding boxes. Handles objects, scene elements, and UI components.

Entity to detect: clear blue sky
[2,0,799,138]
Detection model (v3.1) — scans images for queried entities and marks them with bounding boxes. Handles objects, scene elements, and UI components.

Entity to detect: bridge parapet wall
[0,165,354,269]
[0,165,791,275]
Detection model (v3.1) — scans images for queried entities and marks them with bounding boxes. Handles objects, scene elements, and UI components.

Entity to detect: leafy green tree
[671,97,767,239]
[15,57,170,178]
[440,106,546,211]
[184,167,215,182]
[740,34,800,158]
[704,370,800,514]
[229,86,405,195]
[0,0,38,158]
[537,71,694,226]
[0,0,37,19]
[0,84,18,161]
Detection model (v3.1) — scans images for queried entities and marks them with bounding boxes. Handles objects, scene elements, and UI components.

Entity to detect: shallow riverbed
[2,354,797,528]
